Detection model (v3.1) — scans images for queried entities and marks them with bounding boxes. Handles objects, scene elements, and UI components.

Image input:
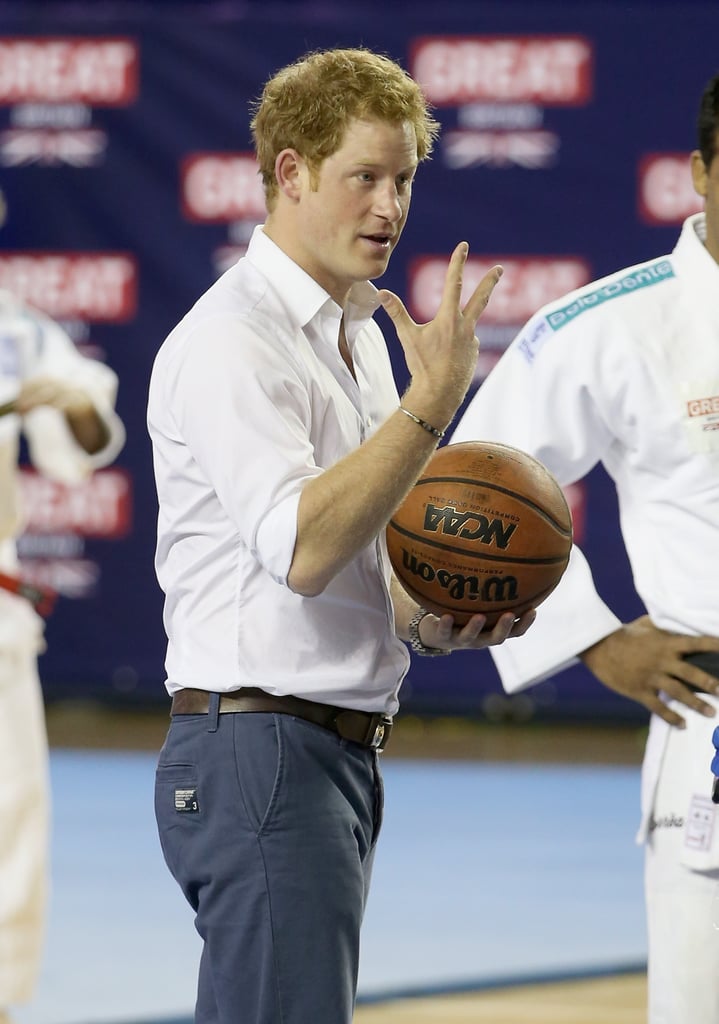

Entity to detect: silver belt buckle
[370,715,392,751]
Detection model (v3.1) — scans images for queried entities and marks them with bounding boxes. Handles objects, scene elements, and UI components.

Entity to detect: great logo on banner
[410,34,593,169]
[180,151,266,274]
[0,252,137,321]
[0,36,139,166]
[17,468,133,598]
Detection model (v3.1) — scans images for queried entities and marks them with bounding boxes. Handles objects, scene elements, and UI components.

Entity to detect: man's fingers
[449,608,536,648]
[437,244,503,326]
[671,680,717,716]
[661,650,719,699]
[676,664,719,696]
[381,245,503,345]
[463,264,504,324]
[646,697,687,729]
[686,638,719,653]
[377,289,413,334]
[475,611,519,646]
[436,241,470,316]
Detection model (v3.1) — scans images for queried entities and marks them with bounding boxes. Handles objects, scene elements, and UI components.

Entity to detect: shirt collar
[692,212,707,245]
[245,225,382,344]
[677,212,718,283]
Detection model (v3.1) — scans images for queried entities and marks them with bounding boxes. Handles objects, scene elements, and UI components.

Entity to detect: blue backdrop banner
[0,1,715,719]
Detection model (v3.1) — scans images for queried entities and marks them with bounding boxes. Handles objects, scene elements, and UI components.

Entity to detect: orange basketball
[386,441,573,627]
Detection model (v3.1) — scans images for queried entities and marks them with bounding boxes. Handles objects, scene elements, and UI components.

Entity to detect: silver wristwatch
[408,608,451,657]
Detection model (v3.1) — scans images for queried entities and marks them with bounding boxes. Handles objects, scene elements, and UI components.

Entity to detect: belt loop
[207,692,220,732]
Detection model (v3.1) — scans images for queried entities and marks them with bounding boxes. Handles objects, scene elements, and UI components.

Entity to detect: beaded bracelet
[399,406,446,440]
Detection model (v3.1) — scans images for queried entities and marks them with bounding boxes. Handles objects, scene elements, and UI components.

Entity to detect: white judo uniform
[0,291,124,1006]
[452,213,719,1023]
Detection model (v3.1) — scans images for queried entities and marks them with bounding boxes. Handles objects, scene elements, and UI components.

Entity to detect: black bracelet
[399,406,446,440]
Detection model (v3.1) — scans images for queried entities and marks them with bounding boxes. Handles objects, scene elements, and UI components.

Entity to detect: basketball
[387,440,573,627]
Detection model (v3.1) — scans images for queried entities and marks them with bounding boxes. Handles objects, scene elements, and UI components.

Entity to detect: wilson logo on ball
[397,548,519,604]
[387,440,572,627]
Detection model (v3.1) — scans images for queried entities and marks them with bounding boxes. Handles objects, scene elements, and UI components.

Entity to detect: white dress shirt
[148,226,410,711]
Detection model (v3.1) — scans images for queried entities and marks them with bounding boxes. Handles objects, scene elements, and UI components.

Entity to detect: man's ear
[691,149,709,199]
[275,149,306,201]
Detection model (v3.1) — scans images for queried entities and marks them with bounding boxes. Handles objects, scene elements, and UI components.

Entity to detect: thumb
[377,289,414,333]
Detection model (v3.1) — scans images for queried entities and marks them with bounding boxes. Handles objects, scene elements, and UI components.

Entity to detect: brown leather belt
[171,686,393,752]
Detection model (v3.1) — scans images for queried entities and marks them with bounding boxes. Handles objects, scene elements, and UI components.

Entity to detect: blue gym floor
[15,750,646,1024]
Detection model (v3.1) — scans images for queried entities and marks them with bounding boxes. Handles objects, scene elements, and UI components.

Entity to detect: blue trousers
[155,698,384,1024]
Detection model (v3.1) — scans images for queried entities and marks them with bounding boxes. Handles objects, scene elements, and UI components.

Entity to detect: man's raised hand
[378,242,503,427]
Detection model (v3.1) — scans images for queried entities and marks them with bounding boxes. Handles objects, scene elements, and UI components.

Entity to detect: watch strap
[408,608,451,657]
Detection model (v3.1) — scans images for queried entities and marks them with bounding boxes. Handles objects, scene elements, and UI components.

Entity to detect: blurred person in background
[0,288,124,1021]
[451,72,719,1024]
[148,47,534,1024]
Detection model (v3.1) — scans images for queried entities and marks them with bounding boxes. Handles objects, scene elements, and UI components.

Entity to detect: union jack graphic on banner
[443,130,560,169]
[0,128,107,166]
